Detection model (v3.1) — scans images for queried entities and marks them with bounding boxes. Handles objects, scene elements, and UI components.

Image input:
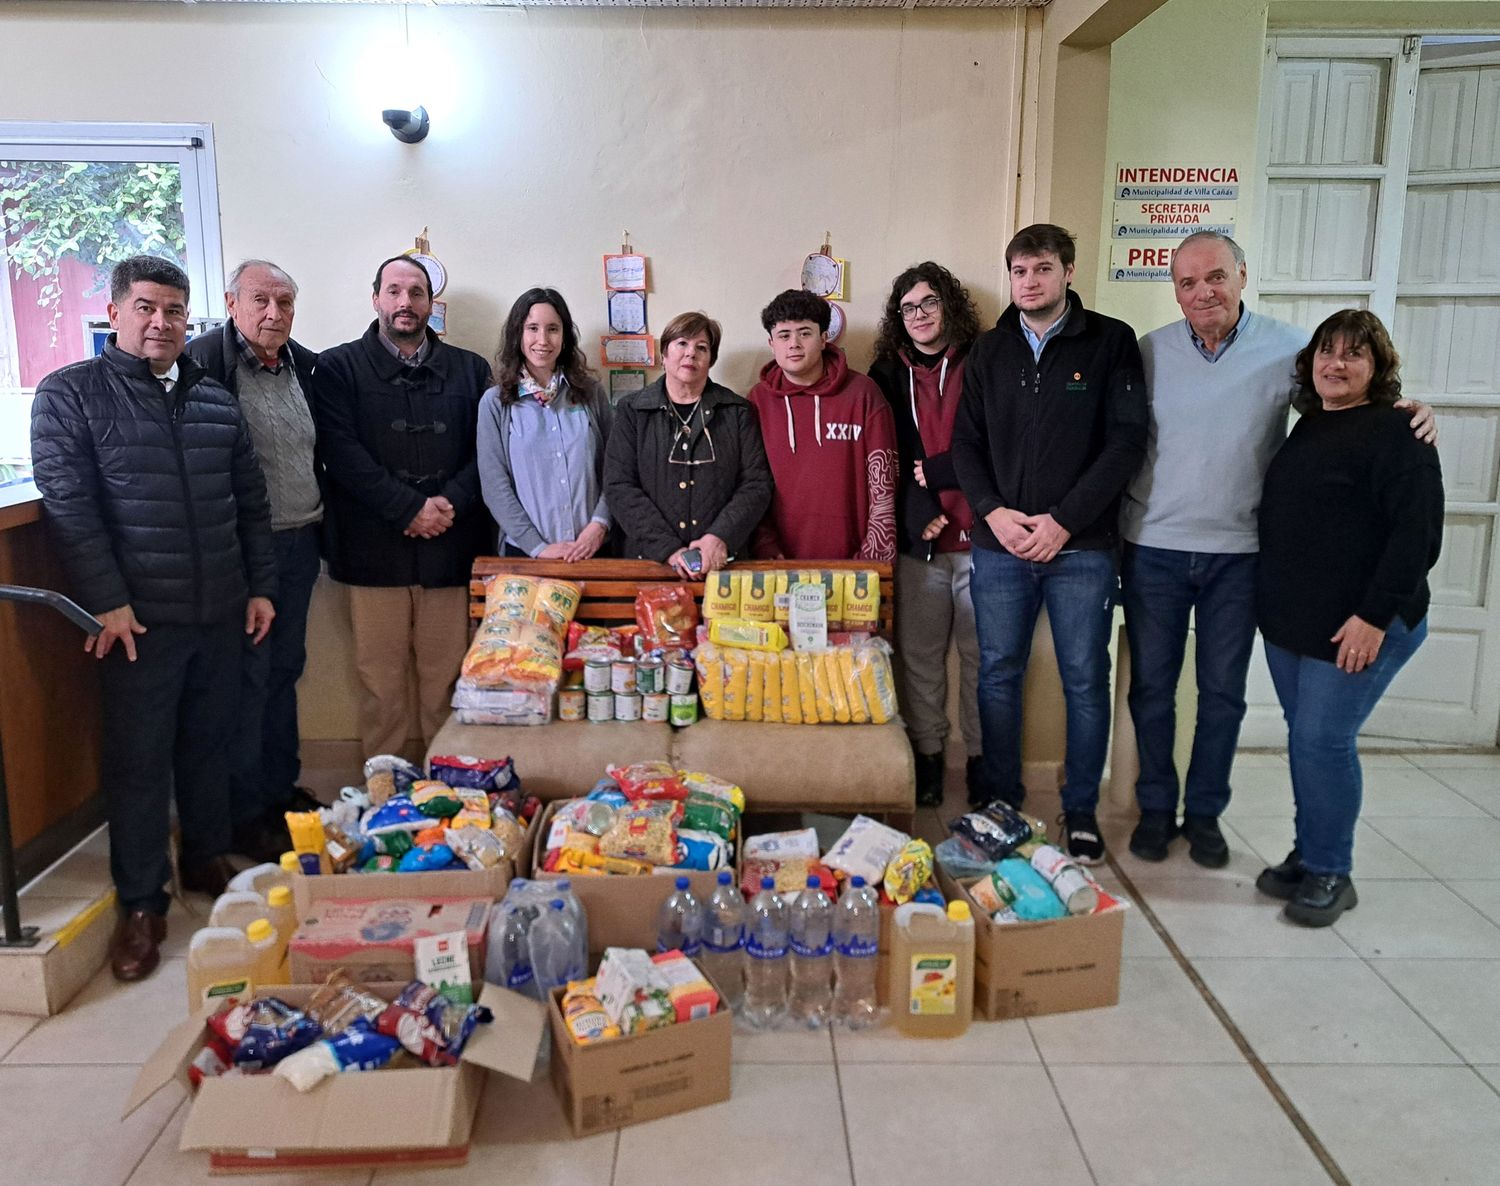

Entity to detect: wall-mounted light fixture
[382,106,430,144]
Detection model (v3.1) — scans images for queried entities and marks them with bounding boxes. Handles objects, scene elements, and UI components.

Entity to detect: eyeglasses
[667,411,718,467]
[899,295,942,321]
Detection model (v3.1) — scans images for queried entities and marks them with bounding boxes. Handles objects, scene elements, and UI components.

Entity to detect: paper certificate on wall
[429,300,447,336]
[801,252,846,300]
[825,301,846,344]
[607,289,648,334]
[601,335,656,367]
[609,369,648,402]
[603,253,647,291]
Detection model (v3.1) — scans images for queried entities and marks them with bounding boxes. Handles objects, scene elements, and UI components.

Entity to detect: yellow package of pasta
[695,642,725,720]
[821,651,851,723]
[796,651,819,723]
[823,570,846,632]
[843,570,880,633]
[811,651,837,723]
[723,647,749,721]
[771,572,792,625]
[779,651,803,724]
[744,650,766,722]
[702,571,743,620]
[838,648,870,723]
[762,648,783,723]
[740,572,776,622]
[852,640,898,725]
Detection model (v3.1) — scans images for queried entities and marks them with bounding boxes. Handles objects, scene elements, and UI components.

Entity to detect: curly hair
[493,287,597,405]
[1292,308,1403,416]
[760,289,831,334]
[872,261,982,364]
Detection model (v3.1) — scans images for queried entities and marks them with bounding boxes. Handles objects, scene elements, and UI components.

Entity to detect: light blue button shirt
[1021,306,1070,361]
[505,394,605,555]
[1188,304,1250,363]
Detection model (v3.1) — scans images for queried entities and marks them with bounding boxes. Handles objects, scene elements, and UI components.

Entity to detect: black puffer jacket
[30,340,277,624]
[314,323,492,587]
[603,377,773,562]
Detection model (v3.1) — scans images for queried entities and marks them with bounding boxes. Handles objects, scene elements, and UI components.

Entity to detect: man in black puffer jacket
[31,256,276,983]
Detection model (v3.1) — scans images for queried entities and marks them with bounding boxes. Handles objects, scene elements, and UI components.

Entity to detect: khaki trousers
[347,584,470,758]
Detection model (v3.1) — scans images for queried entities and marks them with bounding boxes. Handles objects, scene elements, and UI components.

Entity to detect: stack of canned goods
[557,652,699,725]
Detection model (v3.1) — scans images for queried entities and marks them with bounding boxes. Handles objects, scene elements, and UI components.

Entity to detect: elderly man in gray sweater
[1119,231,1434,867]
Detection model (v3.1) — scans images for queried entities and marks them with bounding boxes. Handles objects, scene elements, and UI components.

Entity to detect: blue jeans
[970,546,1117,813]
[1263,616,1427,876]
[232,523,322,827]
[1122,544,1258,819]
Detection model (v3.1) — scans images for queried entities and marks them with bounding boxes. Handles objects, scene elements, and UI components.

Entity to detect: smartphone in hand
[681,547,703,576]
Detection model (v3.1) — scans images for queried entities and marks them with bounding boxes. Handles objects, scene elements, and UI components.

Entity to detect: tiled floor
[3,750,1499,1185]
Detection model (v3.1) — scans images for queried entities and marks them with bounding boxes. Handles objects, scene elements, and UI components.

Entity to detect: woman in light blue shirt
[478,287,612,559]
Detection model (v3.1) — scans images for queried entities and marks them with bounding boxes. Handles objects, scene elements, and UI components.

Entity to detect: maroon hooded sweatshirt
[747,345,897,563]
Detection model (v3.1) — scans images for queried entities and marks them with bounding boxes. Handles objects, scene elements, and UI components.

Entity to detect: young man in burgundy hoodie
[748,289,897,564]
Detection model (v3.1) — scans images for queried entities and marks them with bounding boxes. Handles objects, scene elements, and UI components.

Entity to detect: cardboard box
[547,968,733,1136]
[125,982,547,1173]
[289,898,491,986]
[531,800,737,956]
[936,863,1124,1020]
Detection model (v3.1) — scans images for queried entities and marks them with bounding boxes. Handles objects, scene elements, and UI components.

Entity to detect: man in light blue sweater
[1120,232,1434,867]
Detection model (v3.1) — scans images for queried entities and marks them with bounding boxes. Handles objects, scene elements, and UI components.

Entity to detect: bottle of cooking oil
[208,890,271,935]
[888,900,974,1037]
[186,927,258,1011]
[246,919,287,988]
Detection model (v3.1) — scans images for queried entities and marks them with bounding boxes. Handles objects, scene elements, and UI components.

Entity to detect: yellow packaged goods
[481,574,583,633]
[853,640,899,724]
[744,651,766,721]
[810,651,837,723]
[678,771,746,815]
[533,578,584,633]
[771,572,792,624]
[821,570,847,631]
[820,651,852,723]
[883,839,935,904]
[702,571,743,620]
[483,575,536,619]
[778,651,803,723]
[460,618,565,689]
[796,651,819,722]
[739,572,776,622]
[838,648,870,723]
[562,980,621,1044]
[721,648,749,721]
[844,570,881,632]
[761,647,783,723]
[489,807,526,857]
[285,811,331,874]
[708,618,789,652]
[695,642,724,718]
[599,802,678,865]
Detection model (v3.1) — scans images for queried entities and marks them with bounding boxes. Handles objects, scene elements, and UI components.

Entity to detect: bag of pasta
[850,638,898,724]
[599,800,680,866]
[460,618,564,689]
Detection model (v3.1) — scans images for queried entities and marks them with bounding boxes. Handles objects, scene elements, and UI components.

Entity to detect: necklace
[670,399,700,451]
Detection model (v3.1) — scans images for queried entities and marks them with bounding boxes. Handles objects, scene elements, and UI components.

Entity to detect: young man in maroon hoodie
[748,289,897,563]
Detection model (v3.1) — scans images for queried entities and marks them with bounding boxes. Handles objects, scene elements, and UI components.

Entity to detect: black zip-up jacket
[603,377,774,562]
[314,322,492,588]
[30,339,276,624]
[951,290,1147,553]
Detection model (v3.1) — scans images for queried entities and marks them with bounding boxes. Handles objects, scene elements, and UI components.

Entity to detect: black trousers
[100,619,242,914]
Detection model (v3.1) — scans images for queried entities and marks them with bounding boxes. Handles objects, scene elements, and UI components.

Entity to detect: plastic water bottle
[656,876,704,958]
[833,876,881,1028]
[788,875,834,1027]
[485,899,539,998]
[553,879,589,974]
[700,870,746,1011]
[531,899,584,994]
[743,876,789,1029]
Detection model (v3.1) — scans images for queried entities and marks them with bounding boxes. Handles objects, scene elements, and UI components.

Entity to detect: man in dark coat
[31,255,276,982]
[314,256,491,758]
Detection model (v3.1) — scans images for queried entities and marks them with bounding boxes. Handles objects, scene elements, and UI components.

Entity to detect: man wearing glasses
[748,289,897,564]
[314,256,492,759]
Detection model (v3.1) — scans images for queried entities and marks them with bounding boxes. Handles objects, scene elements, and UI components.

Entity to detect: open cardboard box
[547,964,733,1137]
[531,800,738,956]
[125,981,548,1174]
[935,863,1125,1020]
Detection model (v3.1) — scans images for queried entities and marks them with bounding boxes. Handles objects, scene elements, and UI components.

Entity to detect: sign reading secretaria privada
[1109,163,1240,281]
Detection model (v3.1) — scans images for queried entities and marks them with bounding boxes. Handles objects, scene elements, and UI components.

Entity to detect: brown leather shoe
[110,909,167,982]
[180,854,239,897]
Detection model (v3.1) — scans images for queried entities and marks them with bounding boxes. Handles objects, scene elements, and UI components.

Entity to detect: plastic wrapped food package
[598,801,679,865]
[607,760,688,801]
[824,815,910,885]
[460,619,565,690]
[636,585,699,652]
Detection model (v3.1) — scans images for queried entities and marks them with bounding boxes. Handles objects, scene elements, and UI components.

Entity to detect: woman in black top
[1255,310,1443,926]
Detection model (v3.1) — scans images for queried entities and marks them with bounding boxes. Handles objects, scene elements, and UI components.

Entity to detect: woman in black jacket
[604,311,773,578]
[1255,310,1443,926]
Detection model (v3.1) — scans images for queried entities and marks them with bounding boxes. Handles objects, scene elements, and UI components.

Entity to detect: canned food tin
[642,692,670,722]
[614,693,643,721]
[610,659,637,695]
[666,657,695,695]
[586,692,614,722]
[584,658,612,694]
[637,656,664,695]
[558,688,586,721]
[669,693,699,726]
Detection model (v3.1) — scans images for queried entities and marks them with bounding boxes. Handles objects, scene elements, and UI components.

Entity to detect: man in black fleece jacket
[951,224,1147,864]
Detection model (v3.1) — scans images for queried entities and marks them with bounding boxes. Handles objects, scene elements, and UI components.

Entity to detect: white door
[1247,37,1500,746]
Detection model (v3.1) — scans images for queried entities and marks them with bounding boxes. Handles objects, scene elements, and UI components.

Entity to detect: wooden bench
[425,558,915,816]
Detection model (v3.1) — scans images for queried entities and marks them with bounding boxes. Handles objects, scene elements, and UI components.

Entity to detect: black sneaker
[1062,811,1105,865]
[1129,811,1176,862]
[965,756,985,806]
[914,751,945,807]
[1284,873,1358,927]
[1255,848,1304,900]
[1180,814,1230,869]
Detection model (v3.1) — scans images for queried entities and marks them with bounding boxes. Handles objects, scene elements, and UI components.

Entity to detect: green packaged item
[681,792,736,840]
[411,780,464,819]
[375,830,414,859]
